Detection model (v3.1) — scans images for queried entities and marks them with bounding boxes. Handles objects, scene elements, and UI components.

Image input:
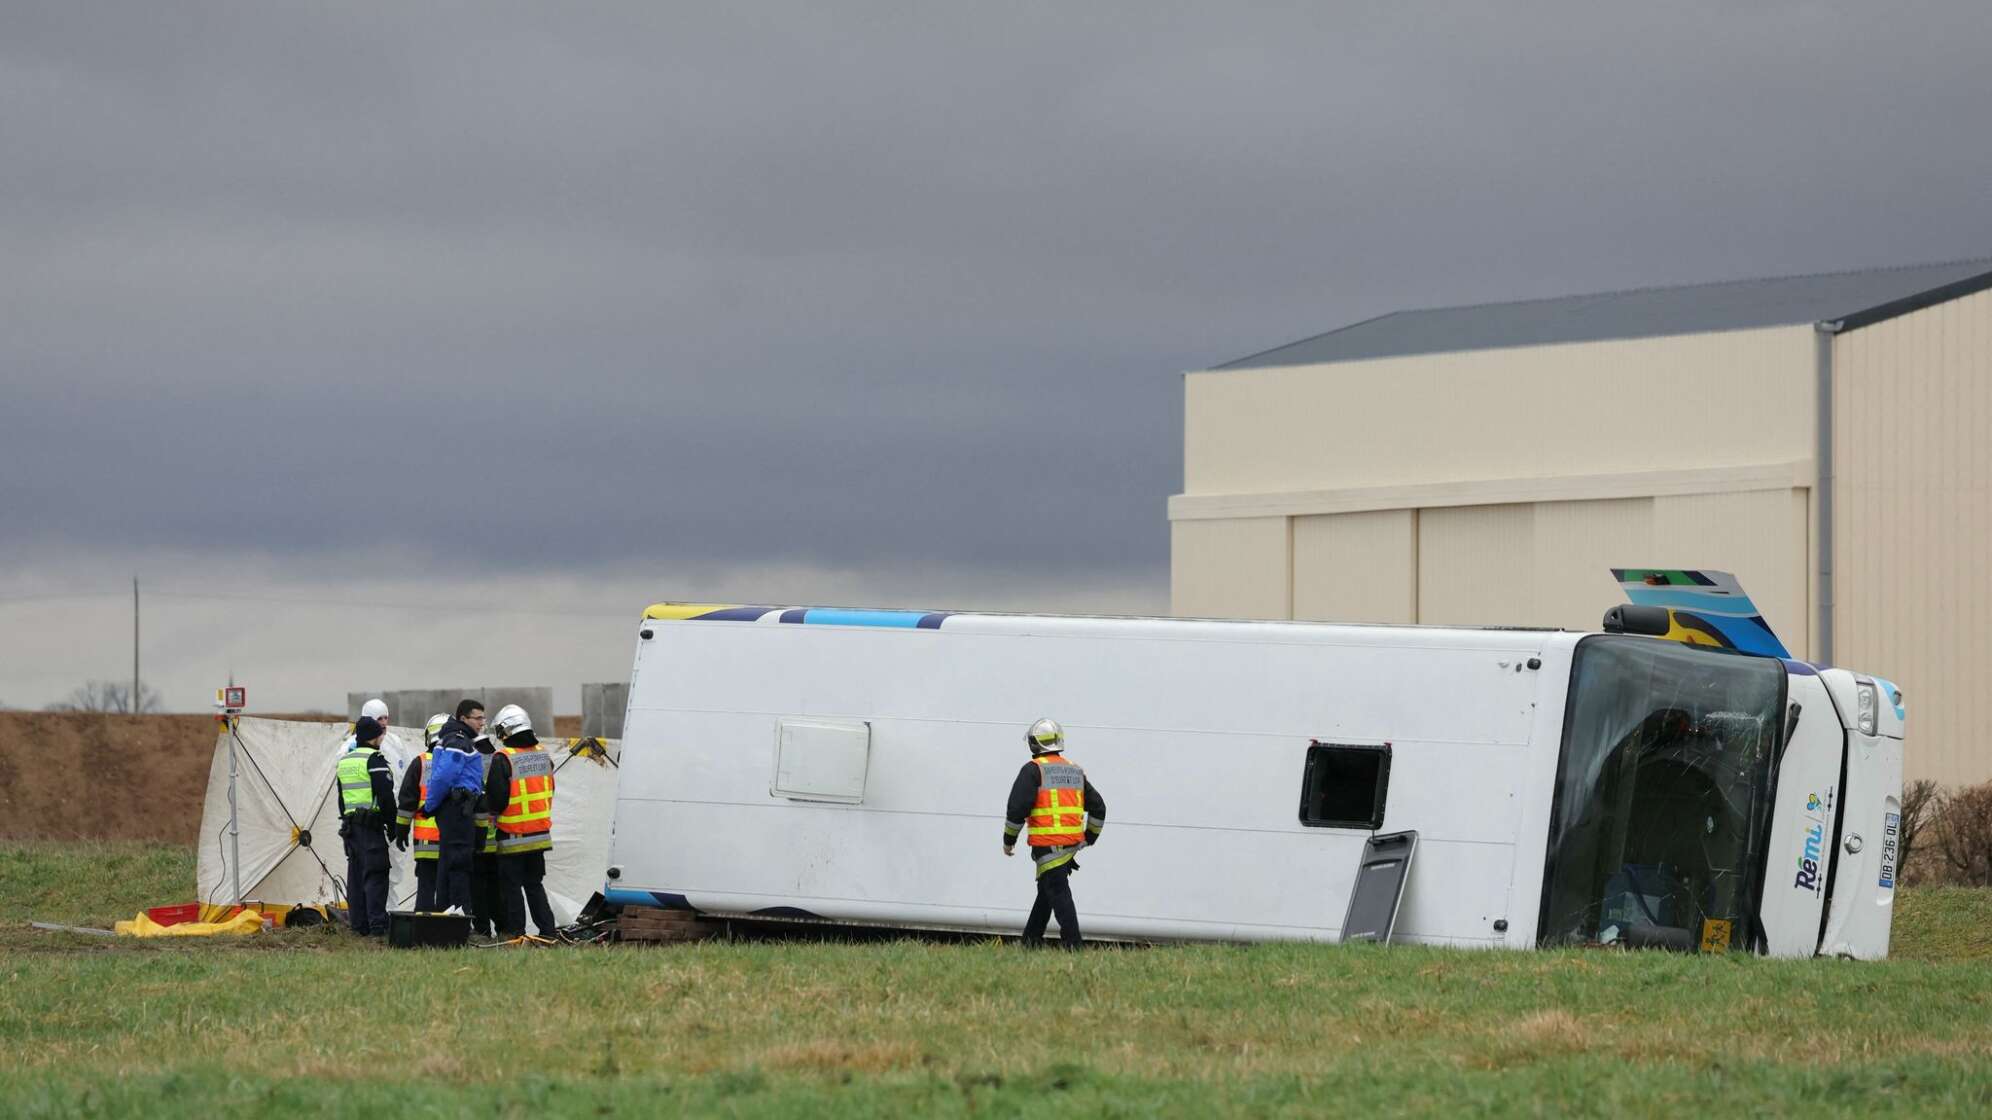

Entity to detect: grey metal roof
[1217,257,1992,370]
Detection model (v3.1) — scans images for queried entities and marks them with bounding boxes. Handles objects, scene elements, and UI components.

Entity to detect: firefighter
[484,704,557,938]
[1002,718,1105,949]
[394,714,449,911]
[336,716,397,937]
[422,699,487,914]
[469,731,504,937]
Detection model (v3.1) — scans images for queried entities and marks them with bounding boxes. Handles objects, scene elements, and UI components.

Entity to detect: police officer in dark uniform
[336,716,397,937]
[422,699,487,913]
[469,731,505,937]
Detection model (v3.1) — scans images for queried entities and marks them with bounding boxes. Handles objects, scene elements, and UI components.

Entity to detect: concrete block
[581,682,629,739]
[481,686,554,741]
[387,690,469,732]
[348,687,553,741]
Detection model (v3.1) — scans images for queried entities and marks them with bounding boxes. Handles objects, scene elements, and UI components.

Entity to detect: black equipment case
[387,910,472,948]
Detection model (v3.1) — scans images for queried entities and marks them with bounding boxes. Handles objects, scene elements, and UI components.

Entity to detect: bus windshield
[1538,636,1784,952]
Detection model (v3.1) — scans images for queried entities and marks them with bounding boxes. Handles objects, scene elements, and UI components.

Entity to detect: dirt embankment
[0,713,223,843]
[0,712,585,844]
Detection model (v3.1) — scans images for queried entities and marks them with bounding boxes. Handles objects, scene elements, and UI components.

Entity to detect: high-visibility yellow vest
[1028,754,1087,848]
[411,753,440,861]
[495,745,554,854]
[336,747,379,818]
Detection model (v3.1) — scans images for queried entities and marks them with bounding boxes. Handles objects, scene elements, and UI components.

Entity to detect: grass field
[5,842,1992,1117]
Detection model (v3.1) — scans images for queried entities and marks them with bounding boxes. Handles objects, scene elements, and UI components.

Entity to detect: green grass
[1892,887,1992,963]
[0,841,196,928]
[5,842,1992,1117]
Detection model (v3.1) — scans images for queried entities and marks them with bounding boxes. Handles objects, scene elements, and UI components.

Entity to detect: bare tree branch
[1933,782,1992,887]
[1899,779,1940,882]
[43,680,165,714]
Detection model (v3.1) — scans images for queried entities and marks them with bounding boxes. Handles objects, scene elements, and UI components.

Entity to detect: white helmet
[423,713,449,749]
[361,698,390,723]
[1026,718,1064,754]
[492,703,533,741]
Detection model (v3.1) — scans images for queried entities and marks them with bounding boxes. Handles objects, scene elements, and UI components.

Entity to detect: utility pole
[132,577,140,714]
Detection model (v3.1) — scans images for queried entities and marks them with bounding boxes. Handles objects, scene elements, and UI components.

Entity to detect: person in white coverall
[347,698,412,782]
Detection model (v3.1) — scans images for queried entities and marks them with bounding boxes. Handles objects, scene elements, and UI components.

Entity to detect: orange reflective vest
[495,745,554,854]
[411,752,440,861]
[1028,754,1088,848]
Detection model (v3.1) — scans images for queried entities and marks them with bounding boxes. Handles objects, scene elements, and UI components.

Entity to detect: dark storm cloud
[6,1,1992,585]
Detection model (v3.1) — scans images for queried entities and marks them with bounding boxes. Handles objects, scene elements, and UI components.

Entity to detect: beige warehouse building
[1172,259,1992,786]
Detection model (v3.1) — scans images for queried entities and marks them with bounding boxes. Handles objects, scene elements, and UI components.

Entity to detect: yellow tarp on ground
[115,909,266,937]
[198,900,324,926]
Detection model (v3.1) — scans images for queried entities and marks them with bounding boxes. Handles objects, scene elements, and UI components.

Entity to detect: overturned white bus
[603,592,1904,957]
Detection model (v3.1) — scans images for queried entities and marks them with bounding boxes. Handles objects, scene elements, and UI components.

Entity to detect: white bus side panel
[610,616,1573,946]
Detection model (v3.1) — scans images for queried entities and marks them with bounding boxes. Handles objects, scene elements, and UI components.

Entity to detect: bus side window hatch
[1342,830,1418,944]
[1298,741,1391,829]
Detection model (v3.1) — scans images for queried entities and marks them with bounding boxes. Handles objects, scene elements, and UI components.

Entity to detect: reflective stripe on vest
[1027,755,1087,847]
[1032,843,1083,876]
[495,830,551,854]
[475,753,499,854]
[496,746,554,851]
[336,747,378,817]
[412,752,440,860]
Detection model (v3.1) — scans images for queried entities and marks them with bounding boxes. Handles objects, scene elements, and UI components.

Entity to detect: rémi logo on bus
[1794,823,1825,892]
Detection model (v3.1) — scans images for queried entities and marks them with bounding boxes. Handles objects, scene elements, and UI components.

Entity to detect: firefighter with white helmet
[394,713,452,911]
[1001,718,1105,948]
[490,704,531,740]
[483,703,558,937]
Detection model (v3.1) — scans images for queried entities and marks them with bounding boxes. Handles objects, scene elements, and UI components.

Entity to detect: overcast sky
[5,2,1991,713]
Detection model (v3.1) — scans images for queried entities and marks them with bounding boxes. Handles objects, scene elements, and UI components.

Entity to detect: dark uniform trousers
[413,861,438,912]
[1022,863,1081,949]
[472,850,503,935]
[435,793,479,912]
[499,850,557,937]
[341,815,391,936]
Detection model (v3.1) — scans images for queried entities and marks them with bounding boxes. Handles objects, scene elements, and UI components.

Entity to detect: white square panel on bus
[771,718,872,804]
